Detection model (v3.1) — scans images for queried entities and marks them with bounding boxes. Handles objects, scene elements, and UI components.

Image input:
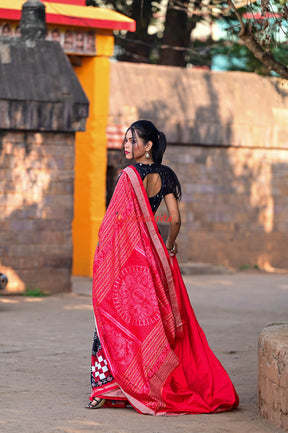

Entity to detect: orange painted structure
[0,1,135,277]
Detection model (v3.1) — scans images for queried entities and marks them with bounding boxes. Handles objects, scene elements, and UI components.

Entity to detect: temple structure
[0,0,135,277]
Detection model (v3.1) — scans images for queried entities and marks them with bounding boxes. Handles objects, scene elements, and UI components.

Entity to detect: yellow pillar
[72,31,114,276]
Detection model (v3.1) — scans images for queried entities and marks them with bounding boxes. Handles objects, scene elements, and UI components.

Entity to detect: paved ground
[0,271,287,433]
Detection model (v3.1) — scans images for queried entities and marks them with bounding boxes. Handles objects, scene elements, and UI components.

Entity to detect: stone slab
[258,322,288,431]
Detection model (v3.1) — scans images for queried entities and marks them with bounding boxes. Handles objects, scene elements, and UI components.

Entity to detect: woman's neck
[135,159,155,165]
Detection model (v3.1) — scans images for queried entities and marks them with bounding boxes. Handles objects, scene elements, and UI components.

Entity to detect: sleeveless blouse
[134,163,181,213]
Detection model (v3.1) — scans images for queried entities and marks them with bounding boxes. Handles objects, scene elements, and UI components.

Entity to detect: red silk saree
[91,166,239,415]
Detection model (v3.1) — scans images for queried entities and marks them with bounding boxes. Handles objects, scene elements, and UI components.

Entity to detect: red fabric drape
[92,166,239,415]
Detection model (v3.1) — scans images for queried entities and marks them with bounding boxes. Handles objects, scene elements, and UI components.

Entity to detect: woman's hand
[166,242,178,256]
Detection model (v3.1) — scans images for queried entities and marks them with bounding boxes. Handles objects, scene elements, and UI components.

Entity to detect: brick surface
[0,131,75,293]
[164,146,288,269]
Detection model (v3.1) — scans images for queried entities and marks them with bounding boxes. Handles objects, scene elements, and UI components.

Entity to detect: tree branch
[240,33,288,79]
[227,0,288,79]
[226,0,246,37]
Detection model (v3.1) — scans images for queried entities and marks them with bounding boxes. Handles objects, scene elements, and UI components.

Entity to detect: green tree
[86,0,161,62]
[224,0,288,78]
[159,0,288,76]
[86,0,288,78]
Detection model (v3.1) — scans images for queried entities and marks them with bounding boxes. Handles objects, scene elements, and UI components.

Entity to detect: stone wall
[108,62,288,271]
[163,145,288,269]
[108,63,288,150]
[0,23,88,292]
[0,131,75,293]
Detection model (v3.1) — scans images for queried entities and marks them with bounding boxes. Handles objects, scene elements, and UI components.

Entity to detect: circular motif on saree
[113,265,160,326]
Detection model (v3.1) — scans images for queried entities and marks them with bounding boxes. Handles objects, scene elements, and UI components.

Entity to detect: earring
[145,152,150,159]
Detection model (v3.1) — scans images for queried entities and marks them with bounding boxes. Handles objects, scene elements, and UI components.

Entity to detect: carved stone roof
[0,36,89,131]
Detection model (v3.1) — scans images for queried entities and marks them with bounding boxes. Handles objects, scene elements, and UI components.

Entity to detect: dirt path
[0,272,287,433]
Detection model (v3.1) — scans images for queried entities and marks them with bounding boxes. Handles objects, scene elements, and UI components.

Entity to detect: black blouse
[135,163,181,213]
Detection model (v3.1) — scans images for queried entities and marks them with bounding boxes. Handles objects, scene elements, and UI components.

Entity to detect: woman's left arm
[164,193,181,255]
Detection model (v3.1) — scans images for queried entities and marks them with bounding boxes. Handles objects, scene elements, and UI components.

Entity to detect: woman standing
[86,120,239,415]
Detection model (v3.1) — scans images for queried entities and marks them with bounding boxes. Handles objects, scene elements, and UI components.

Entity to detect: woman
[86,120,239,415]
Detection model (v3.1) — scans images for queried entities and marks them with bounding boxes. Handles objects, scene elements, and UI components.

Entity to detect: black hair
[125,120,167,164]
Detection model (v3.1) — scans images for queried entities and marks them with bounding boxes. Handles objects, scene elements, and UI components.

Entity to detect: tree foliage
[224,0,288,78]
[86,0,288,78]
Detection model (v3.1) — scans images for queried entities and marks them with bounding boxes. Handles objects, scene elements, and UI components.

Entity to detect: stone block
[282,413,288,431]
[258,322,288,432]
[17,268,72,294]
[259,351,281,386]
[280,365,288,389]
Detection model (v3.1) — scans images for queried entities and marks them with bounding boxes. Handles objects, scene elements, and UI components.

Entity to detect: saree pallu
[91,165,239,415]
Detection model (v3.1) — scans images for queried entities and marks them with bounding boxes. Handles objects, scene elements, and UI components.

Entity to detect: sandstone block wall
[0,131,75,293]
[108,63,288,271]
[163,145,288,269]
[258,323,288,431]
